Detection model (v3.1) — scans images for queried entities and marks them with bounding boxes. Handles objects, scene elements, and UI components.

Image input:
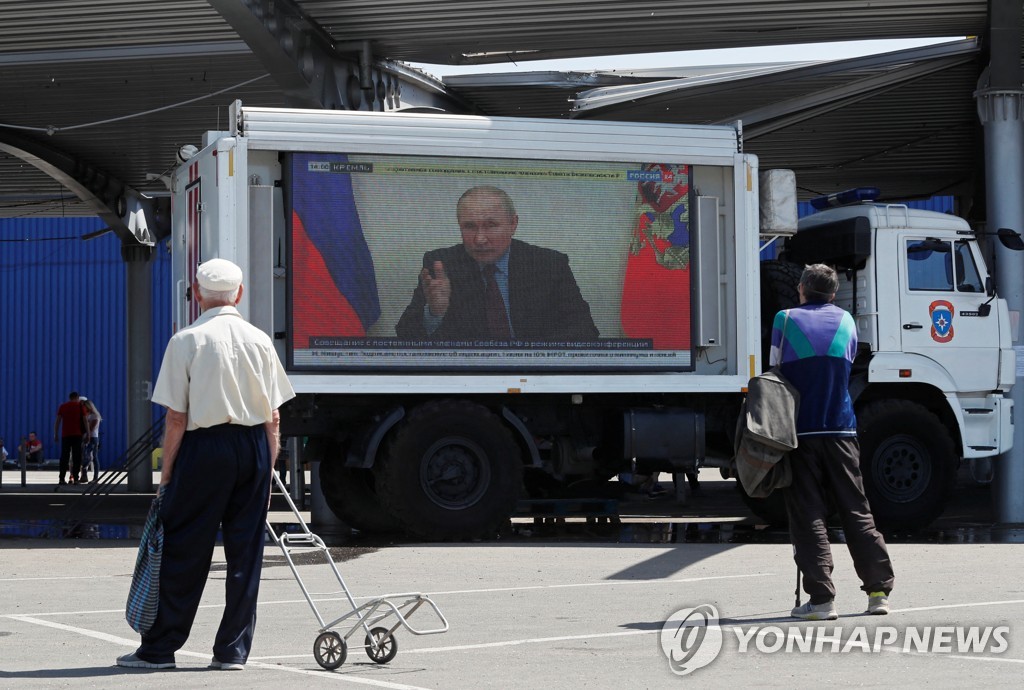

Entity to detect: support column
[123,244,154,492]
[977,2,1024,525]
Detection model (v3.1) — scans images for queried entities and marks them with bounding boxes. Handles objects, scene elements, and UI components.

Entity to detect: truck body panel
[169,103,1014,538]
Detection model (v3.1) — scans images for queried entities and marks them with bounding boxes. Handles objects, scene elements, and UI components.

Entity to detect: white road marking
[7,615,139,647]
[892,599,1024,614]
[6,615,433,689]
[401,621,1024,666]
[0,575,125,582]
[940,654,1024,664]
[402,628,655,653]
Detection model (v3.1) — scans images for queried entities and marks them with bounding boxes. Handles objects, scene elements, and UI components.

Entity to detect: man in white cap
[117,258,295,671]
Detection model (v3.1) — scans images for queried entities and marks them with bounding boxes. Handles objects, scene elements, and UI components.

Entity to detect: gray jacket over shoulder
[733,369,800,498]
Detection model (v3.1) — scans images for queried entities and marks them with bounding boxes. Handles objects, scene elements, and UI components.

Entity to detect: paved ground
[2,466,1023,687]
[2,536,1023,688]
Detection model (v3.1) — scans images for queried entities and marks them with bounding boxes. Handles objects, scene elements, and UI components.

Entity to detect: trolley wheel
[364,627,398,664]
[314,631,347,670]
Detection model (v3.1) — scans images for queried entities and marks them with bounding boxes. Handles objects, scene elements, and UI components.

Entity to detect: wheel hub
[420,437,491,509]
[872,435,932,503]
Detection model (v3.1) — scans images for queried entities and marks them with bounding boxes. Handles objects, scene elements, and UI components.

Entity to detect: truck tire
[319,463,400,534]
[375,400,524,541]
[857,399,956,530]
[759,260,802,369]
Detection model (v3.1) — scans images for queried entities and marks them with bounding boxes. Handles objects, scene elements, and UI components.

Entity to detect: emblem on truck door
[929,300,954,343]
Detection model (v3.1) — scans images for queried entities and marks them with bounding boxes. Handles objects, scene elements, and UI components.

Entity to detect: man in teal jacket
[770,263,894,620]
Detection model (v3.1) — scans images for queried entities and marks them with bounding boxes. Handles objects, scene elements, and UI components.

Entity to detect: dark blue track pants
[138,423,271,664]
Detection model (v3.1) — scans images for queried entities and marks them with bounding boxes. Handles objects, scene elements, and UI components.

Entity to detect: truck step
[515,498,619,518]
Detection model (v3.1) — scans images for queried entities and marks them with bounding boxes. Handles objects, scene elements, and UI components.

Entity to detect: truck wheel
[320,463,400,534]
[759,260,802,369]
[375,400,523,541]
[858,400,956,530]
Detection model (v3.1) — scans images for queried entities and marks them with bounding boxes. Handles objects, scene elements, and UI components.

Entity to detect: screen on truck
[284,152,696,371]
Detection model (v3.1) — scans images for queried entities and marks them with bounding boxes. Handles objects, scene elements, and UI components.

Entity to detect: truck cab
[782,201,1014,527]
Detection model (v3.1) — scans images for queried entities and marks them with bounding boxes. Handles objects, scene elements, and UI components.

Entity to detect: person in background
[0,437,8,486]
[81,398,102,483]
[54,391,88,485]
[20,433,43,465]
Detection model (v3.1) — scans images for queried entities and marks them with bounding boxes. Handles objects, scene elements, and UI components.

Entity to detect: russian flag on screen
[620,163,692,350]
[291,153,380,348]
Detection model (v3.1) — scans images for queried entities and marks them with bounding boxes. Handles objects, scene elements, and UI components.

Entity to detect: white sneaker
[209,659,245,671]
[867,592,890,615]
[116,652,175,669]
[791,601,838,621]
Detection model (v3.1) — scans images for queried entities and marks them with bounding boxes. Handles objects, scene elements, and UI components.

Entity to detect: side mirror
[997,228,1024,251]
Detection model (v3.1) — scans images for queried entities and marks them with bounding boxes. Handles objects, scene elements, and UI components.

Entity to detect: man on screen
[396,186,599,342]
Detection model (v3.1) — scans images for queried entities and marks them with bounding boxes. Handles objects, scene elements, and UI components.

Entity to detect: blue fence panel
[798,195,956,218]
[0,218,172,471]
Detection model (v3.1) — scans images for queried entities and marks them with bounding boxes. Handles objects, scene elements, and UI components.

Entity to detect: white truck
[169,101,1015,539]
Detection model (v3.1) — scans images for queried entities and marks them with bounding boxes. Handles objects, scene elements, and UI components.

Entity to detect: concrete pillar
[977,3,1024,525]
[123,244,155,492]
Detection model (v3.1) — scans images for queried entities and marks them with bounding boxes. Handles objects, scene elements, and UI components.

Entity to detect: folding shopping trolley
[265,473,449,670]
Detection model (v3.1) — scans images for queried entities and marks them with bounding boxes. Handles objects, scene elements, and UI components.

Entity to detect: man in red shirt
[20,432,43,464]
[54,391,86,485]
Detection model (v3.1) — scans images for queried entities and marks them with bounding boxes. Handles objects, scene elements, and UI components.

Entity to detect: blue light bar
[809,187,881,210]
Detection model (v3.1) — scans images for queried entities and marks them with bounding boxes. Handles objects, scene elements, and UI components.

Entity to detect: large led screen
[286,152,695,370]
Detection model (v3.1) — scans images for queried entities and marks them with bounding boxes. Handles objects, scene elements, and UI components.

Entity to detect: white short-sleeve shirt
[152,306,296,430]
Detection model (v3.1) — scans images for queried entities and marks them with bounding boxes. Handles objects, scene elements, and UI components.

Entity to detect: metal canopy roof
[0,0,1004,222]
[0,1,990,61]
[440,40,985,199]
[572,39,985,199]
[300,0,988,65]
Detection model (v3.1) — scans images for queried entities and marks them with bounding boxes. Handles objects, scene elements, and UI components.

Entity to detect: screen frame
[282,150,699,374]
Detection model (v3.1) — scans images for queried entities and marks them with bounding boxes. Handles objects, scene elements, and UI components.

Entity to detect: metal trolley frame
[265,474,449,670]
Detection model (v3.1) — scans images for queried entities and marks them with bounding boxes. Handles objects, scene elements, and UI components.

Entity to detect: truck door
[898,234,998,391]
[184,165,202,326]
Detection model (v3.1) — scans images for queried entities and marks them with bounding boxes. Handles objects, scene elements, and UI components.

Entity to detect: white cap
[196,258,243,292]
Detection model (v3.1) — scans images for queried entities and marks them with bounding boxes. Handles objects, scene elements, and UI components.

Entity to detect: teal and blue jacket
[769,302,858,437]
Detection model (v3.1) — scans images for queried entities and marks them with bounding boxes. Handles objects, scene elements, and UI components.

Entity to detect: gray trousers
[783,436,895,605]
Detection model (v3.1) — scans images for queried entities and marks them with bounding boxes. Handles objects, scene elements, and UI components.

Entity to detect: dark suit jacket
[395,239,599,341]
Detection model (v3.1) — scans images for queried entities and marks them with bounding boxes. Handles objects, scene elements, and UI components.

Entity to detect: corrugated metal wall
[0,218,171,469]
